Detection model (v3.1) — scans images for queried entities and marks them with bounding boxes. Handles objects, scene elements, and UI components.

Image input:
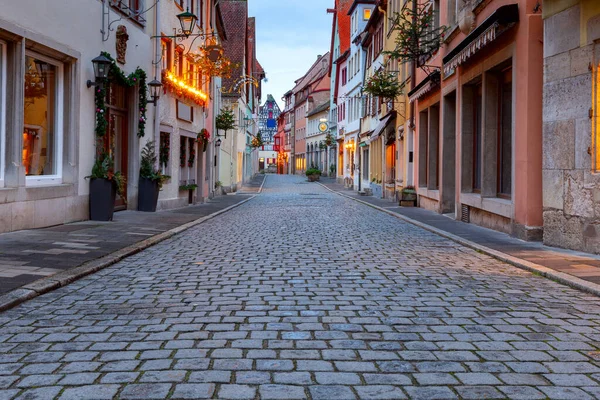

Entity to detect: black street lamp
[146,78,163,106]
[87,53,112,88]
[177,8,198,38]
[215,138,222,147]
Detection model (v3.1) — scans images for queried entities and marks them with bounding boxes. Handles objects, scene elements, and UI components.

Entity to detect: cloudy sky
[248,0,333,109]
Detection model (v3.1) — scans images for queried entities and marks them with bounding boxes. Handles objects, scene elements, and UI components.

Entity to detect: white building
[0,0,156,232]
[343,0,375,189]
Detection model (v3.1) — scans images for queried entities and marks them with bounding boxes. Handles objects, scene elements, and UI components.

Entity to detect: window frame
[472,82,483,193]
[24,50,64,186]
[496,65,513,198]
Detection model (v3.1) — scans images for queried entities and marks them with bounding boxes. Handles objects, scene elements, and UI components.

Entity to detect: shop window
[418,110,428,187]
[23,53,63,182]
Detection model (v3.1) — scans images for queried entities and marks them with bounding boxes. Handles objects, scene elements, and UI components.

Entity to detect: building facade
[408,0,543,240]
[218,1,263,193]
[0,0,157,232]
[157,0,226,209]
[542,0,600,254]
[306,102,331,172]
[292,53,331,175]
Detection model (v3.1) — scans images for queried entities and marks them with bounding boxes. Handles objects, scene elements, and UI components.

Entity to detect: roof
[220,0,248,98]
[293,53,331,94]
[307,101,330,117]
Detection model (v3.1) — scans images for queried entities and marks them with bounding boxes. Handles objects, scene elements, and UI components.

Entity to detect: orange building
[408,0,543,240]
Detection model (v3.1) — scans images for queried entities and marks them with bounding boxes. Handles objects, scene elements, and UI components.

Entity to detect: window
[176,49,184,78]
[111,0,146,25]
[161,39,172,71]
[0,42,5,185]
[447,0,459,26]
[187,58,194,85]
[497,66,512,197]
[364,8,372,20]
[473,82,483,192]
[23,53,63,182]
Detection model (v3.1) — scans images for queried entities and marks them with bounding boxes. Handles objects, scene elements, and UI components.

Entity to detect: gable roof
[220,0,248,98]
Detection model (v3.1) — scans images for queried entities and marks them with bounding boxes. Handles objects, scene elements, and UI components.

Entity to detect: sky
[248,0,333,109]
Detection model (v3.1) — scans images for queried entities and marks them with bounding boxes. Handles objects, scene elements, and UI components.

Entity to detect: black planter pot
[89,178,116,221]
[138,177,160,212]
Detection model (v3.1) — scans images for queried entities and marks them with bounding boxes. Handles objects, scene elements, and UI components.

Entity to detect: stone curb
[319,183,600,298]
[0,196,256,312]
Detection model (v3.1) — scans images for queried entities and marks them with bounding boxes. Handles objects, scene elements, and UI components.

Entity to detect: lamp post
[146,78,163,106]
[177,8,197,37]
[87,53,112,89]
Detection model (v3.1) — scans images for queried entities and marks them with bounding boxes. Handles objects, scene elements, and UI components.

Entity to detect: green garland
[94,52,148,138]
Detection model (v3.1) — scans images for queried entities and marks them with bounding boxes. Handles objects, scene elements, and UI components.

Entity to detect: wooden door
[105,82,129,210]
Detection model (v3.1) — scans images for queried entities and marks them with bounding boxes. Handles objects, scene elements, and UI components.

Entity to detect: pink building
[409,0,543,240]
[292,54,331,174]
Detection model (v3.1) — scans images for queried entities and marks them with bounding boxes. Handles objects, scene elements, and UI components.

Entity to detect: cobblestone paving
[1,174,600,399]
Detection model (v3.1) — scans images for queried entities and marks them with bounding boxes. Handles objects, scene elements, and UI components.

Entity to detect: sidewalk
[0,174,264,299]
[320,177,600,296]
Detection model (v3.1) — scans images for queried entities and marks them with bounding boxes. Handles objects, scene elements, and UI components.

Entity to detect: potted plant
[198,128,210,152]
[400,185,417,207]
[139,141,170,212]
[87,154,126,221]
[305,168,321,182]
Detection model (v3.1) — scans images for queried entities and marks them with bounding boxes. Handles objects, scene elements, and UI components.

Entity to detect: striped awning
[408,71,440,103]
[443,23,499,76]
[442,4,519,76]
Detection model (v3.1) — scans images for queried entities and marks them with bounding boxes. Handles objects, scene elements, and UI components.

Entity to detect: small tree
[385,1,448,74]
[363,70,404,100]
[215,107,236,138]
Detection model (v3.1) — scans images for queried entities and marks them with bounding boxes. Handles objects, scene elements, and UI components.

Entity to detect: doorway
[105,82,129,211]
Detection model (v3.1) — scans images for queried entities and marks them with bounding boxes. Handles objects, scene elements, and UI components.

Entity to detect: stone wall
[542,2,600,254]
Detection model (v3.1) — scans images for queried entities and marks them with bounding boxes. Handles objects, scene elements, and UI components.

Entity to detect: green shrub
[305,168,321,176]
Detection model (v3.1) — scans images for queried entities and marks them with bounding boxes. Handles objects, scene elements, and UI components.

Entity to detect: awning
[407,71,440,103]
[442,4,519,76]
[369,114,394,143]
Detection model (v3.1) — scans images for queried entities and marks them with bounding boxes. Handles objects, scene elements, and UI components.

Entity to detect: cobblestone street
[1,175,600,399]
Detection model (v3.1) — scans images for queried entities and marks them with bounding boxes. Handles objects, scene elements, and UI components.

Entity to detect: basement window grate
[461,204,470,223]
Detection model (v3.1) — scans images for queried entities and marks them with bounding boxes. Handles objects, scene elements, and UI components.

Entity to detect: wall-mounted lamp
[146,78,163,106]
[177,8,198,37]
[215,138,222,147]
[87,53,112,89]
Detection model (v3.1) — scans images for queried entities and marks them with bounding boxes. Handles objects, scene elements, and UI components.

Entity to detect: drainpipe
[153,1,161,152]
[408,0,417,186]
